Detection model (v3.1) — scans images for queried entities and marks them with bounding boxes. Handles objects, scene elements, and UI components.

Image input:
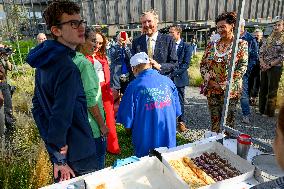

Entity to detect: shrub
[4,40,36,65]
[188,53,204,87]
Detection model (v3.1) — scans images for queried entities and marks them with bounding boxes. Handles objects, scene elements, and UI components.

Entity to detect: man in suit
[169,25,193,132]
[132,9,178,77]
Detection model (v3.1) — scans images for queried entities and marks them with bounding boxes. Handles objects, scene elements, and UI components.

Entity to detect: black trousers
[259,66,283,117]
[177,86,185,123]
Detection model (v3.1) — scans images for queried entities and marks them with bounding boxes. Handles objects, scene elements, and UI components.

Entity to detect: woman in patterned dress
[259,20,284,117]
[200,12,248,133]
[86,29,120,154]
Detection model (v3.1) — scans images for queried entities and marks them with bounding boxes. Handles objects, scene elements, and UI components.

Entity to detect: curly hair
[215,12,237,27]
[94,29,107,58]
[43,1,80,30]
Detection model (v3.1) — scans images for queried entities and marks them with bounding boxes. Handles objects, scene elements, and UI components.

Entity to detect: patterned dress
[200,39,248,132]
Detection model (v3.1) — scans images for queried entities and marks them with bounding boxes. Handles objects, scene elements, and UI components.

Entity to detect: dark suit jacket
[173,39,193,87]
[132,32,178,76]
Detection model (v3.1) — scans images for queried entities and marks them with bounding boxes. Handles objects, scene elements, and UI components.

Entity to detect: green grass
[105,124,191,167]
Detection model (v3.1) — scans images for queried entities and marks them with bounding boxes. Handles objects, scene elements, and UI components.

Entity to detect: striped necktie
[147,37,153,58]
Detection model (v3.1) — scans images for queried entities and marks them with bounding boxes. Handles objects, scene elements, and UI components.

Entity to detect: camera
[0,47,13,56]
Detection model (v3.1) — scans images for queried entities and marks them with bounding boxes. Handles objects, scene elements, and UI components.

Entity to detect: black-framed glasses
[57,20,87,29]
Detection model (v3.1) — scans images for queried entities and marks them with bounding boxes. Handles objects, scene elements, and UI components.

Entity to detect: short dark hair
[43,1,80,30]
[170,25,182,33]
[215,12,237,27]
[84,26,94,39]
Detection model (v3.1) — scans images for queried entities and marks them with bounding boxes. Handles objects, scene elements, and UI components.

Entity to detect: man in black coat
[169,25,193,132]
[132,10,178,77]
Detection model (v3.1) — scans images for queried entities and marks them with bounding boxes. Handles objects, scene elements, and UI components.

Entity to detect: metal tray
[252,154,284,183]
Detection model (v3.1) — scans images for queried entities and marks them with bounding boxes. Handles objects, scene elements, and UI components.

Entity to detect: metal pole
[220,0,246,133]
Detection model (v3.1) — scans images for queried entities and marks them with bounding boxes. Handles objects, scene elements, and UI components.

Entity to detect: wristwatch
[57,160,67,166]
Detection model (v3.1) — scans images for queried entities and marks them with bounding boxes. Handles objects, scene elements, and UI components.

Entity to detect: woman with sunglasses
[86,29,120,154]
[74,26,109,170]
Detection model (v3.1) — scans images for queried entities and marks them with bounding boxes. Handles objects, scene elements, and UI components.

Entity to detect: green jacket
[73,52,105,138]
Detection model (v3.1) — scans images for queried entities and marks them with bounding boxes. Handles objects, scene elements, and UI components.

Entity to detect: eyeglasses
[57,20,87,29]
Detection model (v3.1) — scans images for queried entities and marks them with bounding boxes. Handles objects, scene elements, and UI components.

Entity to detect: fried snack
[94,183,106,189]
[169,159,207,189]
[183,156,215,185]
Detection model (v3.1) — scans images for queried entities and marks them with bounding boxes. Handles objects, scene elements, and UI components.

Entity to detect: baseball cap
[130,52,150,67]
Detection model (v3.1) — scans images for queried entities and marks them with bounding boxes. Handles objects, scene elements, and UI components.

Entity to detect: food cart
[40,133,284,189]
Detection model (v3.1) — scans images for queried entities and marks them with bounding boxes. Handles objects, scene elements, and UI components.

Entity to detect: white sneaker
[242,116,250,124]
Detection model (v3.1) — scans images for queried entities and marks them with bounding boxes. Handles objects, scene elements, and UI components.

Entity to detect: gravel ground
[181,87,277,146]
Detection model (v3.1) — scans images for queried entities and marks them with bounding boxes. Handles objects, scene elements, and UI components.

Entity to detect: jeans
[94,136,107,170]
[240,75,250,116]
[177,87,185,123]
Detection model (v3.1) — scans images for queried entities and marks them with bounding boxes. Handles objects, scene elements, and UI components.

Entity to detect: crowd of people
[24,0,284,185]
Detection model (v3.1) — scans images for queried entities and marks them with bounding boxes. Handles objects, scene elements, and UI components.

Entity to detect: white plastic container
[162,141,255,189]
[84,156,188,189]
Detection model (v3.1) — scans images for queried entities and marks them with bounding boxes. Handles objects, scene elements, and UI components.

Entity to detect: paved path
[182,87,277,145]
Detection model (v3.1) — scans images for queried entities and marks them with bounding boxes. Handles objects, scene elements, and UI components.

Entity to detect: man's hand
[260,63,269,71]
[54,163,75,182]
[208,80,222,90]
[100,124,109,137]
[59,145,68,156]
[149,58,161,71]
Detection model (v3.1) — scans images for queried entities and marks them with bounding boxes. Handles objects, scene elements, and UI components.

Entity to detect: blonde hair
[140,9,159,23]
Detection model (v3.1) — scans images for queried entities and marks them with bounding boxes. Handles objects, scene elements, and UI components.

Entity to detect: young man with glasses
[26,1,98,182]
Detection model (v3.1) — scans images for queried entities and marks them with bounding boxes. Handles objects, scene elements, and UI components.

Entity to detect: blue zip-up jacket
[240,31,259,77]
[26,40,96,164]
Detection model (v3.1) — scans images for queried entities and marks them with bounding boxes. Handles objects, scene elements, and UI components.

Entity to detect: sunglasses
[57,20,87,29]
[95,41,103,45]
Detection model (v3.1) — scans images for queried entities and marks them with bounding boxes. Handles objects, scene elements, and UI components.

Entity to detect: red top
[86,54,120,154]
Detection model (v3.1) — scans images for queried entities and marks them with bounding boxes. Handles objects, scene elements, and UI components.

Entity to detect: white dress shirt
[175,39,181,51]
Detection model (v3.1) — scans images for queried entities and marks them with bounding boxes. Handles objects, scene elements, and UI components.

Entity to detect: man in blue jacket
[26,1,97,182]
[132,10,178,78]
[117,52,181,158]
[239,19,258,124]
[169,25,193,132]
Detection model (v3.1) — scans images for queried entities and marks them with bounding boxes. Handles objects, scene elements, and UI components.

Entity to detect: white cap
[130,52,150,67]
